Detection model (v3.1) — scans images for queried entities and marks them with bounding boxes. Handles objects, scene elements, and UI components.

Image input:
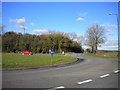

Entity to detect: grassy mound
[2,53,76,69]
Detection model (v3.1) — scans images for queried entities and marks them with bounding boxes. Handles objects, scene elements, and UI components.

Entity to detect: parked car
[21,50,33,55]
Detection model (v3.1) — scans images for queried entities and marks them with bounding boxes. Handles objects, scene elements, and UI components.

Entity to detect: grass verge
[85,52,118,59]
[2,53,76,69]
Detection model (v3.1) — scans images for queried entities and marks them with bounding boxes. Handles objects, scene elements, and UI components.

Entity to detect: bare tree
[0,25,6,34]
[66,32,77,40]
[75,35,84,44]
[85,25,106,53]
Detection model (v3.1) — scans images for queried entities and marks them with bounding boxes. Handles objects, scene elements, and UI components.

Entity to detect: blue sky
[2,2,119,50]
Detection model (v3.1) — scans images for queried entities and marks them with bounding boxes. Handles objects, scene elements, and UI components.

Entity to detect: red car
[21,50,33,55]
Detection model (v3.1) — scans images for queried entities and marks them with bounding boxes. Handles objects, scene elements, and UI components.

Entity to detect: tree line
[2,31,84,53]
[2,24,106,54]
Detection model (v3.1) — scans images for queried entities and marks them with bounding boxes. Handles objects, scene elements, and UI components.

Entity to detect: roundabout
[2,53,119,88]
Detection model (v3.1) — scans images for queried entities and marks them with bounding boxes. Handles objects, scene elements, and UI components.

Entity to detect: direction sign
[51,50,54,55]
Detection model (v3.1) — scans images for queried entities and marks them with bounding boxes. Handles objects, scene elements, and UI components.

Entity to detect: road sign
[51,50,54,55]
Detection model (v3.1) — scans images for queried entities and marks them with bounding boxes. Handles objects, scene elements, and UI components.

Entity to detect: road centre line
[47,86,65,90]
[100,74,110,78]
[48,71,117,89]
[54,86,65,89]
[77,79,93,85]
[114,70,120,73]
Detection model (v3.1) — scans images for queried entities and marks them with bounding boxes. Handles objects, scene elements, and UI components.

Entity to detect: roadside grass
[0,53,2,68]
[85,52,118,59]
[2,53,76,69]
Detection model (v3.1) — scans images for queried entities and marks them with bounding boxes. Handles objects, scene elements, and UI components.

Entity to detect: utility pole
[108,1,120,55]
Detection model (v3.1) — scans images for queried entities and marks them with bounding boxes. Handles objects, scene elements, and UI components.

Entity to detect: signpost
[50,50,54,65]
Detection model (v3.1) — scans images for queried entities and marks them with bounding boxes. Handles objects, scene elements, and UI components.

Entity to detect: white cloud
[98,40,118,50]
[82,45,89,50]
[83,40,118,50]
[107,24,117,28]
[30,22,35,26]
[33,29,49,35]
[76,34,84,38]
[9,17,27,30]
[105,30,113,35]
[106,33,113,35]
[98,45,118,51]
[16,25,27,30]
[100,24,118,28]
[106,30,111,32]
[13,30,20,33]
[73,34,84,41]
[99,24,105,27]
[76,17,85,21]
[9,17,26,24]
[33,29,48,33]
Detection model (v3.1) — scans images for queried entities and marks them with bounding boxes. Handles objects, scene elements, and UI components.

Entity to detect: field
[2,53,76,69]
[85,51,118,59]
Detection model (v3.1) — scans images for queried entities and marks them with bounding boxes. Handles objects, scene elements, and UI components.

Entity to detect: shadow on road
[51,58,85,68]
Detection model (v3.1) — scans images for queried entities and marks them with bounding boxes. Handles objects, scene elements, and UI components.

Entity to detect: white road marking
[100,74,110,78]
[77,79,93,85]
[114,70,120,73]
[54,86,65,89]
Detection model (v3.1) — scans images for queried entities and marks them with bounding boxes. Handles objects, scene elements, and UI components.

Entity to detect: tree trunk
[95,44,97,53]
[92,46,94,53]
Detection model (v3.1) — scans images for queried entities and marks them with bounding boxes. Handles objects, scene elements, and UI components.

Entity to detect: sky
[2,2,119,50]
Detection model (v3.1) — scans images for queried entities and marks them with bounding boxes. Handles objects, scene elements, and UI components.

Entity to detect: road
[2,54,119,89]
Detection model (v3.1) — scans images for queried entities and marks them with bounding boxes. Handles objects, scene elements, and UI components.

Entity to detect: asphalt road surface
[2,54,119,89]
